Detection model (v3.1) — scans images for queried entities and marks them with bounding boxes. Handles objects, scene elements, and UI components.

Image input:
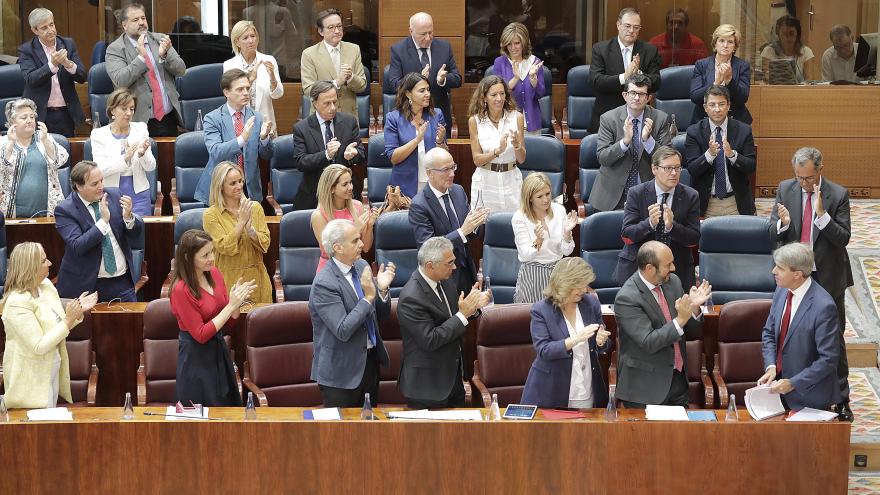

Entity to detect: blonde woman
[311,164,376,273]
[223,20,283,126]
[203,161,272,303]
[511,173,578,303]
[690,24,752,124]
[492,22,545,134]
[1,242,97,408]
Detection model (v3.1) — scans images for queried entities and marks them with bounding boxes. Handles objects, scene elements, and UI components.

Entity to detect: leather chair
[366,132,393,205]
[273,209,320,302]
[481,212,519,304]
[713,299,773,407]
[471,304,535,407]
[485,65,558,136]
[83,139,164,215]
[519,135,565,198]
[562,65,594,139]
[176,63,225,131]
[0,64,25,130]
[266,134,302,215]
[301,64,372,138]
[242,302,322,406]
[656,65,696,132]
[377,300,407,405]
[670,133,692,187]
[170,131,208,214]
[699,216,776,304]
[90,40,108,66]
[87,63,114,127]
[63,302,98,406]
[579,210,624,304]
[373,210,418,297]
[574,134,599,218]
[160,208,206,297]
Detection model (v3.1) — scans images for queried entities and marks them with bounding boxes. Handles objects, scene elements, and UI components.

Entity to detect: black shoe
[836,402,854,422]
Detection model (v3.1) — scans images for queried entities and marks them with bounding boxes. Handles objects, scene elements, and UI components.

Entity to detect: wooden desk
[0,407,850,493]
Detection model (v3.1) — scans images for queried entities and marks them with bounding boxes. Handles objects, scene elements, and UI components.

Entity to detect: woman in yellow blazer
[1,242,96,408]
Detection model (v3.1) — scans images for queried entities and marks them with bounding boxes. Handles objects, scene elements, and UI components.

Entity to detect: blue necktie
[419,48,430,69]
[441,193,461,230]
[713,126,727,199]
[324,120,334,145]
[656,192,671,245]
[624,118,641,196]
[90,202,117,274]
[349,268,378,346]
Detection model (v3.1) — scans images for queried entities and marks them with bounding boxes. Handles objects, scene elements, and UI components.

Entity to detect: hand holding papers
[744,385,785,420]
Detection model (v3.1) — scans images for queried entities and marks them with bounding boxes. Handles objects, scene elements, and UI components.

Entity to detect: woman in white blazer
[223,20,284,128]
[1,242,96,408]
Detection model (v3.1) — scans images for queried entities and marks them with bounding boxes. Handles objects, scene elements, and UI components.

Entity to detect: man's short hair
[792,147,823,169]
[665,7,689,26]
[625,73,652,92]
[310,80,337,102]
[829,24,852,41]
[618,7,640,21]
[703,84,731,104]
[120,3,145,22]
[316,8,342,29]
[417,237,454,267]
[220,69,248,91]
[637,241,663,270]
[651,145,681,168]
[70,160,99,191]
[773,243,815,278]
[321,219,353,257]
[28,8,53,28]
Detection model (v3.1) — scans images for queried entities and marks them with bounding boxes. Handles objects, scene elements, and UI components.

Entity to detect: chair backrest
[302,64,372,137]
[377,300,407,404]
[269,134,302,215]
[519,135,565,197]
[142,299,181,405]
[174,131,209,211]
[382,65,397,121]
[173,208,206,255]
[374,210,418,297]
[177,63,225,131]
[669,133,692,186]
[90,40,108,66]
[577,134,600,215]
[0,65,25,130]
[482,212,519,304]
[485,65,554,133]
[278,210,320,301]
[579,210,624,303]
[699,216,776,304]
[474,304,535,407]
[367,133,394,204]
[685,339,705,408]
[84,139,161,204]
[65,303,95,404]
[244,302,322,406]
[87,63,114,127]
[565,65,594,139]
[716,299,773,405]
[656,65,696,128]
[50,133,72,170]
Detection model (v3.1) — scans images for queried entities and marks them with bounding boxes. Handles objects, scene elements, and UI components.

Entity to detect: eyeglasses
[795,174,818,183]
[655,165,682,174]
[323,24,344,32]
[621,23,641,32]
[625,91,648,99]
[429,164,458,174]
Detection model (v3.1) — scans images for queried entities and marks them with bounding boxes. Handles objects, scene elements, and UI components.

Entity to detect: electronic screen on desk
[503,404,537,420]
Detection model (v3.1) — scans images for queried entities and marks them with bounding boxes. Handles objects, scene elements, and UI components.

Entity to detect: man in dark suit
[770,147,853,420]
[685,84,757,217]
[292,80,365,210]
[758,243,841,413]
[409,148,488,295]
[17,8,86,137]
[590,74,673,212]
[588,7,661,133]
[309,219,395,407]
[618,146,701,291]
[397,237,489,409]
[387,12,462,133]
[54,161,144,303]
[614,241,711,408]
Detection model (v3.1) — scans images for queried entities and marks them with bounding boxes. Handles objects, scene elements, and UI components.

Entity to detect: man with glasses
[300,8,367,117]
[616,146,700,291]
[590,74,673,213]
[588,7,661,133]
[770,147,854,421]
[684,84,756,217]
[409,148,489,294]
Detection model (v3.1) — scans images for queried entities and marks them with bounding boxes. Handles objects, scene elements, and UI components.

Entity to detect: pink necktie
[653,286,683,372]
[142,50,166,121]
[800,191,813,244]
[233,111,244,168]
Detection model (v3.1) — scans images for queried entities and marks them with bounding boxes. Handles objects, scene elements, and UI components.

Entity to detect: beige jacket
[300,41,367,117]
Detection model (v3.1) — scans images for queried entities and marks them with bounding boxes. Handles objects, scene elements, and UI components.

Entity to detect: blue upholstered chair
[373,210,418,297]
[176,63,225,131]
[366,132,393,205]
[575,134,600,218]
[656,65,696,133]
[128,221,149,297]
[170,131,208,213]
[562,65,595,140]
[301,64,372,138]
[266,134,302,215]
[90,40,108,66]
[274,209,320,302]
[83,139,163,215]
[381,65,396,124]
[519,135,565,198]
[0,65,25,130]
[481,212,519,304]
[579,210,624,304]
[160,207,206,297]
[87,63,114,127]
[699,216,776,304]
[485,65,557,136]
[670,133,692,187]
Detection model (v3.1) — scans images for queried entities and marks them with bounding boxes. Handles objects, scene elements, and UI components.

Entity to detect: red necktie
[653,286,683,372]
[800,191,813,244]
[233,111,244,168]
[776,290,794,374]
[142,49,166,121]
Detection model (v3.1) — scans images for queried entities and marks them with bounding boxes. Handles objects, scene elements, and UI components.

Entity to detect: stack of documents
[303,408,342,420]
[387,410,484,421]
[645,405,689,421]
[744,385,785,420]
[165,405,210,420]
[785,407,838,422]
[26,407,73,421]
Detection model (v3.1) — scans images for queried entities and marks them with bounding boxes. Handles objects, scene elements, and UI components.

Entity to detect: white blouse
[511,202,574,264]
[476,110,520,164]
[223,51,284,125]
[90,121,156,193]
[563,308,593,406]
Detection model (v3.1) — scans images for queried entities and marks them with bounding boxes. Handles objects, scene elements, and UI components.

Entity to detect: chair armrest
[573,178,586,218]
[266,182,283,216]
[153,189,165,216]
[229,348,242,401]
[160,259,175,298]
[462,379,472,407]
[712,353,728,409]
[243,361,268,406]
[700,353,714,409]
[552,113,562,139]
[170,178,181,216]
[86,350,99,406]
[561,108,570,140]
[369,110,377,136]
[273,259,285,302]
[450,110,459,139]
[136,352,146,406]
[471,360,491,407]
[134,260,149,292]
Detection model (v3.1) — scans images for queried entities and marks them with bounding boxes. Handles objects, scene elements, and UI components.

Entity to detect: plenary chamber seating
[699,216,776,304]
[374,210,419,297]
[0,64,24,130]
[579,210,624,304]
[377,300,407,405]
[87,63,113,127]
[366,132,393,206]
[301,64,373,138]
[562,65,594,139]
[83,139,164,215]
[176,63,225,131]
[670,133,692,186]
[519,134,565,198]
[575,133,599,218]
[481,211,519,304]
[382,64,458,137]
[266,134,302,215]
[160,208,206,297]
[170,131,209,214]
[63,302,98,406]
[485,64,558,136]
[713,299,773,407]
[471,304,535,407]
[274,209,320,302]
[656,65,696,131]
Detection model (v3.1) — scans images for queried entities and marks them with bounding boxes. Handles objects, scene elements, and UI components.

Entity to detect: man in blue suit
[409,148,488,295]
[758,243,841,414]
[387,12,462,133]
[195,69,274,205]
[309,219,395,407]
[55,161,144,302]
[18,8,86,137]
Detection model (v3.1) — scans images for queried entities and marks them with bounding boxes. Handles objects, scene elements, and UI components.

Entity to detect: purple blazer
[492,56,545,132]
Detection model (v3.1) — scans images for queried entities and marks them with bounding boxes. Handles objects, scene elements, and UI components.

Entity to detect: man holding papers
[757,243,841,414]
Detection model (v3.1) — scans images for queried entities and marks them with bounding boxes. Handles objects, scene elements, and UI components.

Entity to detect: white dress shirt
[39,39,77,108]
[563,308,594,407]
[776,178,832,242]
[765,278,812,371]
[418,267,468,326]
[617,38,635,85]
[703,118,739,195]
[77,193,133,278]
[511,202,574,263]
[429,182,468,242]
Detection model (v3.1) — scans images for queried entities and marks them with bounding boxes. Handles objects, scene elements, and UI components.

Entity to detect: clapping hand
[241,116,256,141]
[78,291,99,312]
[461,208,489,234]
[776,203,791,226]
[237,199,253,228]
[137,138,151,157]
[158,35,172,59]
[120,195,133,221]
[229,278,258,307]
[458,283,490,318]
[359,267,377,300]
[528,59,544,79]
[661,204,673,231]
[136,33,149,57]
[337,64,353,86]
[708,138,720,158]
[814,186,825,216]
[99,193,111,222]
[375,262,396,293]
[688,280,712,313]
[326,138,341,159]
[533,222,546,250]
[622,117,634,146]
[509,129,523,150]
[722,138,733,158]
[436,64,448,85]
[641,117,654,142]
[715,62,732,84]
[435,124,446,145]
[647,202,662,228]
[421,64,431,78]
[564,210,578,232]
[596,324,611,347]
[343,141,359,161]
[673,293,693,326]
[575,323,600,345]
[415,121,428,141]
[496,131,510,154]
[64,298,84,327]
[624,53,641,78]
[260,120,274,140]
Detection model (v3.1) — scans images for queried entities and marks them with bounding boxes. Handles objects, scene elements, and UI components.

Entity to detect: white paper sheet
[311,408,342,420]
[164,406,211,420]
[645,405,689,421]
[744,385,785,421]
[387,409,484,421]
[785,407,838,422]
[26,407,73,421]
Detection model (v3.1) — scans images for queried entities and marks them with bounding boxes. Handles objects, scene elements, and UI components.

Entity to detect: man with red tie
[770,147,853,420]
[758,243,841,414]
[613,241,711,408]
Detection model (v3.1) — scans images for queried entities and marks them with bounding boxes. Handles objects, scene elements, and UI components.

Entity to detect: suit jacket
[104,33,186,125]
[195,104,275,204]
[397,271,467,402]
[54,188,144,298]
[617,181,701,290]
[589,105,673,212]
[18,36,86,124]
[520,296,609,408]
[690,55,752,124]
[761,282,841,410]
[300,41,367,116]
[291,112,364,210]
[588,38,661,133]
[387,38,462,130]
[409,184,479,290]
[383,108,445,199]
[770,177,853,299]
[308,257,391,390]
[614,272,702,405]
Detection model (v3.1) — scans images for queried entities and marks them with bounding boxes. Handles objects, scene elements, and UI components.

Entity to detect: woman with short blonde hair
[494,22,545,133]
[690,23,752,124]
[223,20,283,127]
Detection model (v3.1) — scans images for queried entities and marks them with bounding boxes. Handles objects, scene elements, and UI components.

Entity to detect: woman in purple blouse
[492,22,545,134]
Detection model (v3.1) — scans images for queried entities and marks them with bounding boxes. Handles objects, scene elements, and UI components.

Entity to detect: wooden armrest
[136,352,146,406]
[450,114,459,139]
[369,110,377,136]
[134,260,149,292]
[573,179,586,218]
[266,181,283,216]
[160,259,175,299]
[561,108,570,140]
[700,353,715,409]
[471,360,492,407]
[87,350,98,406]
[552,113,562,139]
[243,362,269,407]
[712,353,728,409]
[153,189,165,216]
[273,259,285,303]
[229,349,242,400]
[462,379,472,407]
[170,178,181,216]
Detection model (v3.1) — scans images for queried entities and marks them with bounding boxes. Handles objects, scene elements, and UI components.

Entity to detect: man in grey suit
[105,2,186,136]
[309,219,396,407]
[397,237,489,409]
[770,147,853,421]
[590,74,673,212]
[614,241,711,408]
